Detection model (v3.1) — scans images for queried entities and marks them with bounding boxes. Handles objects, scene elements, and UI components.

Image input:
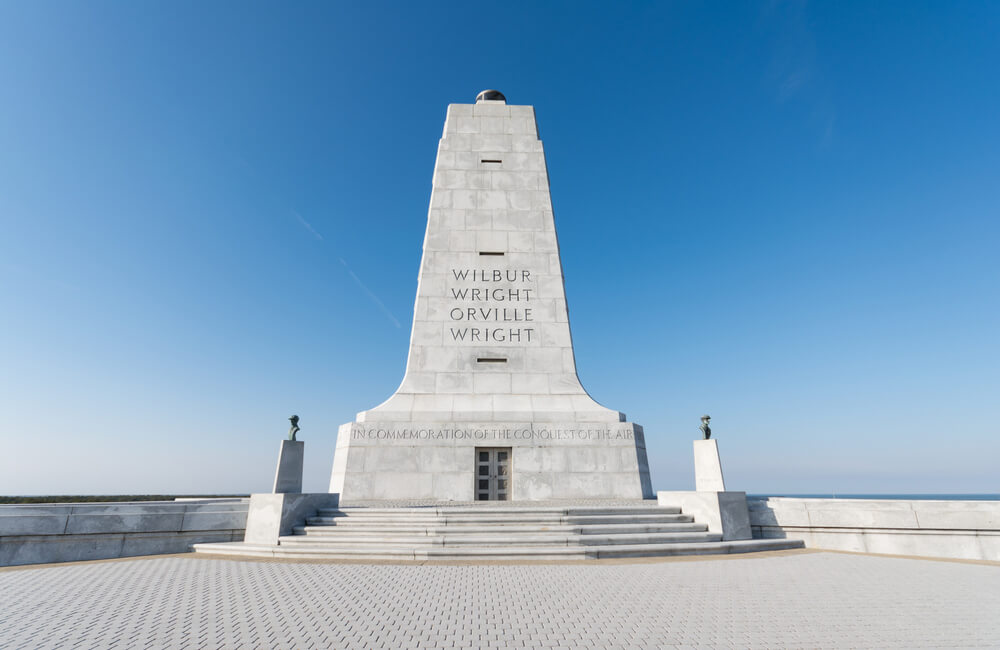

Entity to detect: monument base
[330,420,653,501]
[243,493,339,545]
[657,491,752,541]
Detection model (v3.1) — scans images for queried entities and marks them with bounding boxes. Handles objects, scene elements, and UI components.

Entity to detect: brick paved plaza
[1,550,998,648]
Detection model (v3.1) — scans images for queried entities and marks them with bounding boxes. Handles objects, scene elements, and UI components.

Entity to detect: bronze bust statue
[699,415,712,440]
[288,415,300,441]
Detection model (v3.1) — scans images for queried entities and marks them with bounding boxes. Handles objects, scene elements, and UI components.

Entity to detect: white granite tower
[330,90,653,501]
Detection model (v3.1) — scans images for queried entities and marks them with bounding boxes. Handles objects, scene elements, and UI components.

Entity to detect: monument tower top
[475,89,506,103]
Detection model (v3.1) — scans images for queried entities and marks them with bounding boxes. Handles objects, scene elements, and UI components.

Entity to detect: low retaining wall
[0,499,249,567]
[748,497,1000,561]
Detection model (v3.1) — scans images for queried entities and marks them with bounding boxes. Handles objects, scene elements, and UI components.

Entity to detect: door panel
[475,448,512,501]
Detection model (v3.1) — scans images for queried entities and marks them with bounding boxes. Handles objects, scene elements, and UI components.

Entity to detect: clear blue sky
[1,2,997,495]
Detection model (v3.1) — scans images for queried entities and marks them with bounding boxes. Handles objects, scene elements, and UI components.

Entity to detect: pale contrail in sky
[233,155,402,329]
[338,257,402,329]
[290,210,401,329]
[291,210,324,241]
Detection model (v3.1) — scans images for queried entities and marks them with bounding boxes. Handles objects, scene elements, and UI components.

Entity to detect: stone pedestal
[273,440,304,494]
[693,439,726,491]
[243,493,339,545]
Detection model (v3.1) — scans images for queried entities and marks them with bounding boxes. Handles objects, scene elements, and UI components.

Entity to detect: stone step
[276,531,723,547]
[193,541,427,561]
[293,522,709,536]
[316,506,682,517]
[589,539,805,559]
[192,503,806,562]
[306,513,693,526]
[560,507,683,516]
[563,514,693,525]
[192,537,804,561]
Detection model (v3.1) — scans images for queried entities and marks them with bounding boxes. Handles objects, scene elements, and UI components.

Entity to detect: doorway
[475,447,511,501]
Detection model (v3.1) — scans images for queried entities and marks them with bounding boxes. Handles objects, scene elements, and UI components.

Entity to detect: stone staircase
[193,504,803,560]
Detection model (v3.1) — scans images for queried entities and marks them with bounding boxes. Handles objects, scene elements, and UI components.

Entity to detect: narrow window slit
[477,358,507,363]
[480,159,502,164]
[479,251,505,256]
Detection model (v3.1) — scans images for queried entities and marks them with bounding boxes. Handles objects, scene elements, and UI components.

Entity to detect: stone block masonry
[333,421,649,501]
[330,92,653,500]
[0,499,248,567]
[749,497,1000,561]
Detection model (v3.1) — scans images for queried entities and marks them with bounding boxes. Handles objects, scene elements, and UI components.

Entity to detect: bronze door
[475,447,511,500]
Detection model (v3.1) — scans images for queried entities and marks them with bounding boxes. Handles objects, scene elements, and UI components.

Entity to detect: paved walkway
[1,551,998,648]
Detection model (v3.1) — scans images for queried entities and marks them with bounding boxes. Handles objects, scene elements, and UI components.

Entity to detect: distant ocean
[751,494,999,501]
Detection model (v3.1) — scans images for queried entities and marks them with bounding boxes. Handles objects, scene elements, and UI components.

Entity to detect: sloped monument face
[330,91,654,501]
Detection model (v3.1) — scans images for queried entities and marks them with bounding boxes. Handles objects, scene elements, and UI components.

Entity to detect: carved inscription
[448,268,535,343]
[351,425,635,442]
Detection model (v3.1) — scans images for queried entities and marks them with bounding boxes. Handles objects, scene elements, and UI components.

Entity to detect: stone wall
[749,497,1000,561]
[0,499,249,567]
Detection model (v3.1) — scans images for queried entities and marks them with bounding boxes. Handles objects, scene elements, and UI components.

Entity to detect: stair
[193,504,804,560]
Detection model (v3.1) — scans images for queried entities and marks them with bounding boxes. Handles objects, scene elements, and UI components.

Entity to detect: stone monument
[329,90,653,501]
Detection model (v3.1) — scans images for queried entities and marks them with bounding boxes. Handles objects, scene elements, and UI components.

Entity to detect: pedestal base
[330,420,653,501]
[243,493,339,545]
[657,491,751,541]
